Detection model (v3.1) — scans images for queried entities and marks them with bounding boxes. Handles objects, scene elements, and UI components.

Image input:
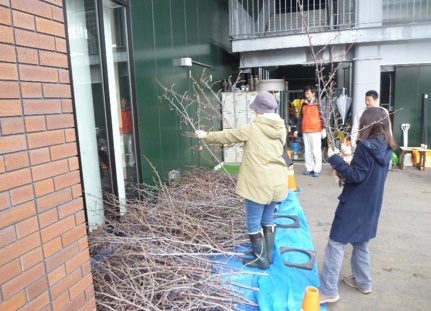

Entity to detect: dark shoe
[313,172,320,177]
[262,225,275,264]
[303,170,314,175]
[344,275,372,294]
[243,232,269,270]
[320,293,340,304]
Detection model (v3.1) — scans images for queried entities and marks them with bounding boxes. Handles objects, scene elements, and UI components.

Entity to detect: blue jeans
[319,238,372,296]
[245,199,277,234]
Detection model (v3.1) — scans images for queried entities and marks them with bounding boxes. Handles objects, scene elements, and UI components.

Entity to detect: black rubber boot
[242,232,269,270]
[263,225,276,264]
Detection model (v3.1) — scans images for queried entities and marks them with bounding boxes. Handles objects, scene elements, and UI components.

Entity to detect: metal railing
[229,0,431,39]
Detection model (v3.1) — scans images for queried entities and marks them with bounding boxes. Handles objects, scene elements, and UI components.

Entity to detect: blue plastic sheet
[218,190,327,311]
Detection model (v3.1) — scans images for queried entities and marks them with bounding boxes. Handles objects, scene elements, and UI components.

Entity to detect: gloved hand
[321,128,327,139]
[293,131,298,137]
[327,146,340,158]
[195,130,207,139]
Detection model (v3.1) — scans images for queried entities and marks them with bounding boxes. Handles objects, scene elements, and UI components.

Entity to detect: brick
[64,243,89,273]
[0,225,16,247]
[0,24,14,43]
[19,64,59,82]
[61,99,72,113]
[1,117,25,135]
[16,214,38,238]
[61,224,89,249]
[0,291,26,311]
[24,99,61,115]
[52,290,69,311]
[29,147,50,166]
[26,276,48,300]
[36,17,64,38]
[0,156,4,174]
[54,171,80,191]
[25,115,46,132]
[0,62,18,80]
[12,10,35,30]
[62,292,86,311]
[20,246,43,270]
[0,231,40,266]
[0,134,26,154]
[10,184,34,205]
[69,272,93,300]
[0,0,9,6]
[11,0,52,19]
[0,6,11,25]
[36,187,70,212]
[79,298,97,311]
[57,197,82,219]
[38,207,57,228]
[15,28,55,50]
[34,178,54,198]
[0,200,34,229]
[55,37,66,53]
[68,157,79,171]
[46,114,74,130]
[27,129,65,149]
[42,236,62,258]
[21,82,42,98]
[0,167,31,192]
[0,259,21,284]
[59,70,70,84]
[64,128,76,142]
[81,260,91,277]
[42,83,71,98]
[0,43,16,62]
[51,4,63,23]
[45,242,79,274]
[40,50,67,69]
[71,184,82,199]
[19,291,50,311]
[43,0,62,7]
[47,265,66,286]
[77,235,88,252]
[0,100,22,116]
[16,46,38,64]
[2,262,45,299]
[32,159,69,182]
[4,150,29,171]
[40,214,75,243]
[50,142,77,161]
[0,81,20,98]
[0,191,11,209]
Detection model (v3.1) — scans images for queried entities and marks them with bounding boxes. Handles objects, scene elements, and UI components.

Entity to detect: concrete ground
[292,162,431,311]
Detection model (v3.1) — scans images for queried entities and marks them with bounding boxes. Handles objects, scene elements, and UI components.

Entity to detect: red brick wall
[0,0,96,310]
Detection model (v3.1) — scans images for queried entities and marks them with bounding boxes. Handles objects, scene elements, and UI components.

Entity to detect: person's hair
[358,107,397,150]
[303,85,316,95]
[365,90,378,100]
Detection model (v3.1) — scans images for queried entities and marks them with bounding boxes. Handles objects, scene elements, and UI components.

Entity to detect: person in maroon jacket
[319,107,397,304]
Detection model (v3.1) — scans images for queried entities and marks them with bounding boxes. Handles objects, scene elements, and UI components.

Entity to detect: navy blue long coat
[328,135,392,244]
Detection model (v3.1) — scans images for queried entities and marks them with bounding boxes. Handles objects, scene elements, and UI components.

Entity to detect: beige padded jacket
[206,114,288,204]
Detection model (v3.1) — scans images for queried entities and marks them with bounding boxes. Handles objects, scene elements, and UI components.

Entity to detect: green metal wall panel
[393,66,431,150]
[130,0,234,184]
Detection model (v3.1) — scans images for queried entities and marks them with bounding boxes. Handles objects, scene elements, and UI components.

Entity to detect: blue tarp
[218,190,327,311]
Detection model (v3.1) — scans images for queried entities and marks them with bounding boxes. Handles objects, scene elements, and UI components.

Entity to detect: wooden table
[399,147,427,170]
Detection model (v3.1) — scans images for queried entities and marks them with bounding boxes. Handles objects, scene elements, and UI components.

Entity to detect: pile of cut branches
[89,167,261,310]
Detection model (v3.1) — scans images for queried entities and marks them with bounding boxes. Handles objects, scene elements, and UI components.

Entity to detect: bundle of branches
[89,166,261,310]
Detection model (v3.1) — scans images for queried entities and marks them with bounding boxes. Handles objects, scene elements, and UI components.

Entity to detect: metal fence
[229,0,431,39]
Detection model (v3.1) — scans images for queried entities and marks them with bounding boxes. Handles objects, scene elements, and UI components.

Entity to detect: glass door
[66,0,138,231]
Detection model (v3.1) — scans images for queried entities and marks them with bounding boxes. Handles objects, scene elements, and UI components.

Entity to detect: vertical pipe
[422,94,428,149]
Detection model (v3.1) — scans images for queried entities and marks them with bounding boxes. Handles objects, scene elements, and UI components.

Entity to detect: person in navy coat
[319,107,397,304]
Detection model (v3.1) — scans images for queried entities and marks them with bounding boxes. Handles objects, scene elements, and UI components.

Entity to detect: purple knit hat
[249,91,277,113]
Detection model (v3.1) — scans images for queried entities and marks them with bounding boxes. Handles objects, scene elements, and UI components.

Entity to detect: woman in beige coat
[195,91,288,270]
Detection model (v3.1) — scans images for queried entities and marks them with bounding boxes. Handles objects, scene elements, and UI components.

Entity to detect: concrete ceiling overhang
[234,23,431,68]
